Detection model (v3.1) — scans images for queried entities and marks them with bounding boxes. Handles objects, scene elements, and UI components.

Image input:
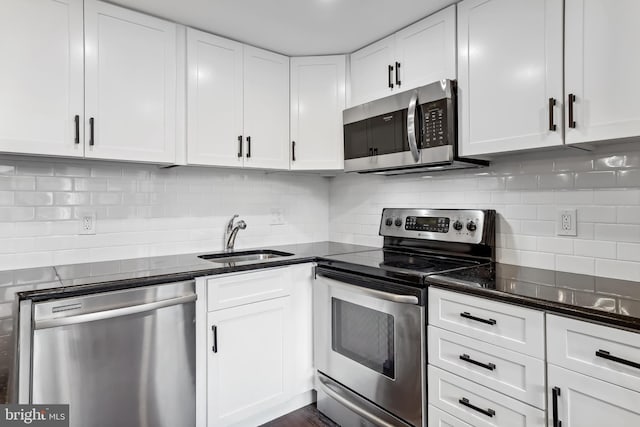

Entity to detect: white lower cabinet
[207,297,292,426]
[547,364,640,427]
[197,263,314,427]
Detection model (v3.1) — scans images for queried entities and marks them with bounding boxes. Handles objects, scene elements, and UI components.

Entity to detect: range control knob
[453,221,463,231]
[385,218,393,226]
[467,221,477,232]
[395,218,403,227]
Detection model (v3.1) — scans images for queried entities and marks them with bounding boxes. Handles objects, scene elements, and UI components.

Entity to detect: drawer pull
[459,354,496,371]
[211,325,218,353]
[460,311,497,325]
[552,386,562,427]
[595,349,640,370]
[458,397,495,418]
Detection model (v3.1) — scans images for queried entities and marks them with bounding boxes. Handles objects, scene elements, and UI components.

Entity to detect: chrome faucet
[224,214,247,251]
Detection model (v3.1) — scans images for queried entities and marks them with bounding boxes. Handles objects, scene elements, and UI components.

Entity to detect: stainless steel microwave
[343,80,488,175]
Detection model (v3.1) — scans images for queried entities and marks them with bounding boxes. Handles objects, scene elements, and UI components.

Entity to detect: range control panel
[379,208,494,245]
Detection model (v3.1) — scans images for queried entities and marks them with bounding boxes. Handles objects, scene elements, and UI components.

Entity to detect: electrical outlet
[269,208,285,225]
[79,211,96,235]
[557,209,577,236]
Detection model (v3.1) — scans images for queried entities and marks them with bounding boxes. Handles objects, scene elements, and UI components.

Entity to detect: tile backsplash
[329,143,640,282]
[0,156,330,270]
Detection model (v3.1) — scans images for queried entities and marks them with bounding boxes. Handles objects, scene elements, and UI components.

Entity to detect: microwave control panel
[421,98,448,148]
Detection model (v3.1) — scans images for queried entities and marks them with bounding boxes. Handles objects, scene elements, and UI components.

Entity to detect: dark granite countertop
[10,242,376,302]
[428,263,640,332]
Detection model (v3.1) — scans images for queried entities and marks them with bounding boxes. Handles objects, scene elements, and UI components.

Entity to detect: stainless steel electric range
[313,208,496,427]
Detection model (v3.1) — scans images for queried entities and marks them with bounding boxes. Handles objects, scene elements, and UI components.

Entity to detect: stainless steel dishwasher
[16,280,197,427]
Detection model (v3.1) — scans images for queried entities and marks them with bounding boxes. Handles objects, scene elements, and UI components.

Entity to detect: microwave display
[421,98,448,148]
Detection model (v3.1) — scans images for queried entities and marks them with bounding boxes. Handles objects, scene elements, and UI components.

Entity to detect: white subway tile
[573,240,616,259]
[595,259,640,281]
[556,255,595,275]
[594,224,640,242]
[505,205,538,220]
[553,190,594,205]
[577,206,616,223]
[617,206,640,224]
[505,175,539,190]
[574,171,616,188]
[537,237,573,254]
[594,189,640,205]
[617,243,640,262]
[36,177,72,191]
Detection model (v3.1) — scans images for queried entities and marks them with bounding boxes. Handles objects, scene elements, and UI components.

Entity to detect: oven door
[313,270,425,427]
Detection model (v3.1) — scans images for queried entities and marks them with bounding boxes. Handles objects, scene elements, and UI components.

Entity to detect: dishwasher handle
[34,294,197,330]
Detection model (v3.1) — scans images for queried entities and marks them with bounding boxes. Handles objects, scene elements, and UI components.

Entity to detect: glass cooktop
[320,249,488,286]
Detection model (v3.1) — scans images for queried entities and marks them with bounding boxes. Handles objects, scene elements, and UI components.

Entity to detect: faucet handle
[226,214,239,232]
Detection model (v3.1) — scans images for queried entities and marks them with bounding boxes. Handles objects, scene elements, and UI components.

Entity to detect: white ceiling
[108,0,457,56]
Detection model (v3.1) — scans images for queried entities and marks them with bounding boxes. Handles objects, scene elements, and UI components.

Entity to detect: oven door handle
[407,89,420,163]
[324,277,419,305]
[318,375,399,427]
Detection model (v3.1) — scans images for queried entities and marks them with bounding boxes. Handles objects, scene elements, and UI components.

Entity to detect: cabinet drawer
[428,288,545,358]
[428,326,546,409]
[547,314,640,393]
[428,366,546,427]
[207,267,293,311]
[428,405,473,427]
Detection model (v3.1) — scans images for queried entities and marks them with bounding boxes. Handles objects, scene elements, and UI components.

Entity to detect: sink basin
[198,249,294,264]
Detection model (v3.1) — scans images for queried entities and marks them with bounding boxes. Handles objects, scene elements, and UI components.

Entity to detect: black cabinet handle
[237,135,243,158]
[596,349,640,370]
[292,140,296,161]
[89,117,95,146]
[568,93,576,128]
[459,354,496,371]
[369,147,373,156]
[458,398,495,418]
[388,65,394,89]
[74,115,80,144]
[373,147,378,156]
[548,98,557,131]
[212,325,218,353]
[460,311,496,325]
[246,136,251,158]
[552,386,562,427]
[395,62,401,87]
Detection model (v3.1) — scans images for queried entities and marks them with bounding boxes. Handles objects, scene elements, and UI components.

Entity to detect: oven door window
[331,297,395,379]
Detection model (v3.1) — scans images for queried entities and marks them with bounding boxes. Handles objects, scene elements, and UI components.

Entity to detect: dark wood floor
[260,403,340,427]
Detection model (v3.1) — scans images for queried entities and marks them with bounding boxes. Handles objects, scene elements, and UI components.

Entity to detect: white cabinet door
[243,46,290,170]
[290,56,346,171]
[187,29,244,167]
[349,35,396,106]
[395,5,457,91]
[207,297,292,426]
[0,0,84,157]
[458,0,563,156]
[548,364,640,427]
[565,0,640,145]
[84,0,176,163]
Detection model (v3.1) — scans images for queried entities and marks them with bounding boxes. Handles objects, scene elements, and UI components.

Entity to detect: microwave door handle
[407,90,420,162]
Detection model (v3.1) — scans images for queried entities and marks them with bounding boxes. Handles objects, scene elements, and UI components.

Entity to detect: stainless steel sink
[198,249,294,264]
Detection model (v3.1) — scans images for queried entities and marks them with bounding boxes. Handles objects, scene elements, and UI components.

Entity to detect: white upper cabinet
[243,46,290,170]
[349,5,457,107]
[0,0,84,158]
[187,29,244,167]
[565,0,640,145]
[349,35,396,106]
[458,0,564,157]
[394,5,457,92]
[290,56,346,171]
[84,0,177,163]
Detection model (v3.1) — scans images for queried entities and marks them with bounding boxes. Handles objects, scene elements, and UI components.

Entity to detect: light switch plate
[557,209,577,236]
